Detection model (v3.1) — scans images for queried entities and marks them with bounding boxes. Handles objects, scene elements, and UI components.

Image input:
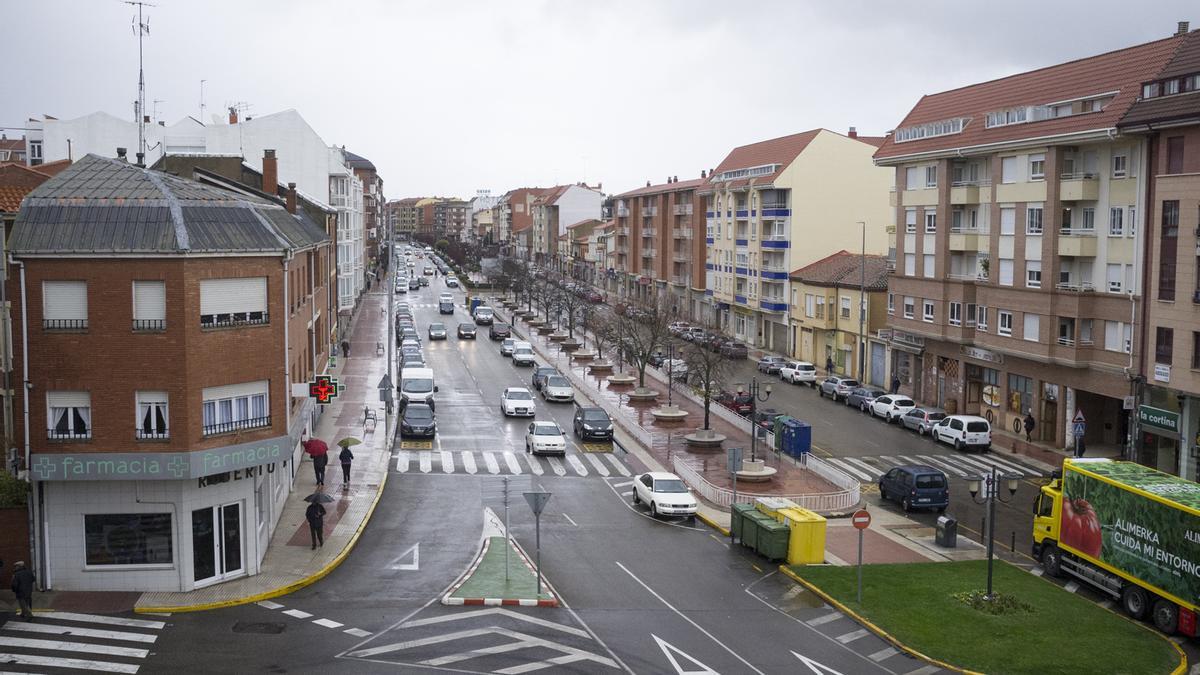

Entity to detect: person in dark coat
[340,340,351,358]
[11,561,35,621]
[305,502,326,550]
[1023,411,1036,442]
[312,451,327,487]
[339,446,354,487]
[890,377,901,395]
[826,356,835,375]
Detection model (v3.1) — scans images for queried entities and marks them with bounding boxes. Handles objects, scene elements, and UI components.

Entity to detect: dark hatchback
[879,465,949,513]
[489,323,512,340]
[573,407,613,441]
[400,404,437,438]
[457,323,477,339]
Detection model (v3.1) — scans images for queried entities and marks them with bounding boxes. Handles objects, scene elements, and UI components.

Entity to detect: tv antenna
[152,99,165,121]
[125,0,155,163]
[200,79,207,122]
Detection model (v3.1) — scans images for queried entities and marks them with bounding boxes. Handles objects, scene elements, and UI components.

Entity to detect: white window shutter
[200,277,267,315]
[43,281,87,320]
[133,281,166,321]
[48,391,90,408]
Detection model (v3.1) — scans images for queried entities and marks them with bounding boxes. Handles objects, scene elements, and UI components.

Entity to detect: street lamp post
[967,467,1021,600]
[737,378,772,462]
[666,343,675,407]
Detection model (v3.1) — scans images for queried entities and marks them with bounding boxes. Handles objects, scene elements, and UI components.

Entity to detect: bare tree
[681,318,735,431]
[587,311,614,360]
[615,295,674,389]
[533,278,558,324]
[556,283,589,340]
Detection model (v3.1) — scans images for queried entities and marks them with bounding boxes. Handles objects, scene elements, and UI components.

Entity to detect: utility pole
[125,1,155,164]
[857,221,866,383]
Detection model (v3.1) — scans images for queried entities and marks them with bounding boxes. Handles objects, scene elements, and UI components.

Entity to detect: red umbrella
[303,437,328,457]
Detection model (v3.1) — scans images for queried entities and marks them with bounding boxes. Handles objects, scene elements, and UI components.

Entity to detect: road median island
[784,560,1183,675]
[444,536,558,607]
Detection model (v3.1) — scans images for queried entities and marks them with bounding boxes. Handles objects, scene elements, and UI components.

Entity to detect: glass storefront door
[192,502,244,586]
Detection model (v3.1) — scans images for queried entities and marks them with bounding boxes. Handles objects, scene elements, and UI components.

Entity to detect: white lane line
[483,452,501,474]
[547,456,567,476]
[868,646,899,662]
[825,458,873,482]
[620,491,633,498]
[313,618,344,629]
[461,451,477,474]
[439,450,454,474]
[584,453,610,477]
[612,480,635,489]
[805,612,843,627]
[39,612,165,630]
[396,451,410,473]
[566,455,588,477]
[0,622,158,643]
[843,457,884,481]
[616,561,765,675]
[0,636,149,659]
[283,609,313,619]
[916,455,971,478]
[344,628,372,638]
[835,628,869,644]
[256,600,285,610]
[522,454,545,476]
[418,453,432,474]
[0,652,140,673]
[503,452,523,474]
[605,454,631,477]
[907,666,941,675]
[973,453,1037,476]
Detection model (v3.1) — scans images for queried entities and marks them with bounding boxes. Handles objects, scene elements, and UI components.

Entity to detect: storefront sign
[1138,405,1180,436]
[30,435,290,481]
[960,345,1003,364]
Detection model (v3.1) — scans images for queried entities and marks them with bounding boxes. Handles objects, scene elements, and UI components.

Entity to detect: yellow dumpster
[777,506,827,565]
[754,497,799,519]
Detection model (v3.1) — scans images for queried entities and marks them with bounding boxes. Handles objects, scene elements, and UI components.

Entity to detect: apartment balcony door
[193,502,244,587]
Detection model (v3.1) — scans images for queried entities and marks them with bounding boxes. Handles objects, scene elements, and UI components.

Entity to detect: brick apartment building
[389,197,421,239]
[346,151,386,271]
[10,154,331,591]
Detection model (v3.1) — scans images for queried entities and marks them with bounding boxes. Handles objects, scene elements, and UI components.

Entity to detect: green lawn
[792,560,1179,675]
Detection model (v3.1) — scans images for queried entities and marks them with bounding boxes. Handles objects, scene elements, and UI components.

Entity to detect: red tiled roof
[853,135,887,148]
[33,159,71,177]
[790,250,890,291]
[565,218,600,231]
[0,162,58,212]
[874,32,1187,161]
[1121,31,1200,126]
[704,129,823,192]
[0,186,28,213]
[615,176,706,199]
[0,137,24,153]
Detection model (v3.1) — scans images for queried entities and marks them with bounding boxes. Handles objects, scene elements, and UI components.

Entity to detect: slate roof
[10,154,325,255]
[1121,31,1200,126]
[874,32,1185,162]
[790,251,890,291]
[345,150,376,171]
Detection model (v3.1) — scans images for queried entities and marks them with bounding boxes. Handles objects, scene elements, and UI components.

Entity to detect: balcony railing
[673,204,693,215]
[641,248,657,258]
[641,206,658,217]
[203,415,271,437]
[949,226,991,234]
[132,318,166,332]
[762,233,788,241]
[1060,227,1096,236]
[201,312,269,329]
[641,227,656,237]
[1060,171,1098,180]
[1056,281,1095,292]
[135,428,170,440]
[673,250,692,261]
[673,228,693,239]
[47,428,91,442]
[1057,337,1076,347]
[44,318,88,330]
[613,226,629,236]
[616,206,630,217]
[761,264,787,273]
[950,179,991,188]
[761,202,788,210]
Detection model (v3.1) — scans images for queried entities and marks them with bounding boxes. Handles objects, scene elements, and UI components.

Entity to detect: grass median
[791,560,1180,675]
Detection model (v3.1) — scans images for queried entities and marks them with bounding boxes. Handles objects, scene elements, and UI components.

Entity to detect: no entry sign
[852,509,872,530]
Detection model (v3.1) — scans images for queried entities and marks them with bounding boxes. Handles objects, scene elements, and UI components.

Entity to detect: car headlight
[582,423,594,430]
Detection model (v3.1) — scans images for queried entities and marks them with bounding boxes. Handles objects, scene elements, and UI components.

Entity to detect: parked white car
[525,421,567,455]
[869,395,917,423]
[541,375,575,403]
[779,361,817,386]
[660,358,688,380]
[500,387,536,417]
[932,415,992,452]
[632,472,698,518]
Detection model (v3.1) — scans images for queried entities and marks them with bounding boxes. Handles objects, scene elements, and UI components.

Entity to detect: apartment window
[887,293,894,315]
[1080,319,1094,345]
[966,303,977,327]
[999,258,1014,286]
[29,140,42,164]
[1129,206,1137,237]
[805,294,815,318]
[42,280,88,330]
[923,254,935,278]
[1001,156,1018,183]
[1159,200,1179,301]
[1023,313,1040,342]
[1081,208,1095,231]
[136,391,169,440]
[1167,136,1185,174]
[200,277,268,327]
[1105,321,1132,353]
[925,166,937,188]
[922,300,935,322]
[1106,264,1123,293]
[1193,332,1200,370]
[905,167,921,190]
[202,381,269,436]
[132,280,166,331]
[924,210,936,234]
[1156,327,1175,365]
[1026,261,1042,288]
[85,514,173,566]
[1026,206,1043,234]
[48,391,91,440]
[1000,207,1016,235]
[949,302,962,326]
[998,311,1013,336]
[840,296,851,319]
[1029,154,1046,180]
[815,296,825,319]
[904,253,916,276]
[903,296,915,319]
[905,208,917,233]
[977,306,989,331]
[1112,154,1128,178]
[1109,207,1124,236]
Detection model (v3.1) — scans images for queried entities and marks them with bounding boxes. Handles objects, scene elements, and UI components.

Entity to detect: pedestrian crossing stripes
[395,449,631,478]
[0,611,166,673]
[821,452,1045,483]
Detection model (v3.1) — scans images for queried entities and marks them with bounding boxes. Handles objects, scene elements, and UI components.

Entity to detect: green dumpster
[772,415,794,451]
[756,519,791,561]
[730,502,756,541]
[740,511,772,550]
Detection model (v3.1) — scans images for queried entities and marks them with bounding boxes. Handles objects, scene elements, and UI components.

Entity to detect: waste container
[755,497,797,520]
[740,511,772,550]
[730,502,756,541]
[772,416,794,451]
[756,520,791,561]
[778,507,827,565]
[779,418,812,458]
[936,515,958,548]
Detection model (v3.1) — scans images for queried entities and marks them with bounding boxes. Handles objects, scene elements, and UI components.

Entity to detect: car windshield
[515,348,532,356]
[895,399,914,407]
[429,323,444,331]
[798,364,815,371]
[916,474,947,489]
[503,339,514,346]
[842,380,859,388]
[546,376,569,387]
[533,425,560,436]
[506,390,532,400]
[868,390,886,398]
[653,479,688,493]
[403,378,433,393]
[582,411,609,421]
[966,421,990,432]
[460,324,474,330]
[405,408,433,422]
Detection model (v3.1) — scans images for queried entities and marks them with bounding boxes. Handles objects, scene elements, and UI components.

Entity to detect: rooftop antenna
[125,0,155,162]
[199,79,206,122]
[152,99,164,121]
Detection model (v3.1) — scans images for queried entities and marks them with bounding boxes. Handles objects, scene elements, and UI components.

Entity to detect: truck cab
[1031,477,1062,563]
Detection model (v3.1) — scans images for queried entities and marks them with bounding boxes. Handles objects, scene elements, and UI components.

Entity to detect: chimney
[848,126,858,138]
[646,180,651,187]
[116,147,127,160]
[135,152,145,167]
[1177,21,1190,36]
[143,115,150,124]
[673,175,678,183]
[701,169,707,178]
[228,106,238,125]
[262,149,278,195]
[286,182,297,214]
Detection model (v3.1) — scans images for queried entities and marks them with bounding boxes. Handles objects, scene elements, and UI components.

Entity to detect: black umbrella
[304,491,336,504]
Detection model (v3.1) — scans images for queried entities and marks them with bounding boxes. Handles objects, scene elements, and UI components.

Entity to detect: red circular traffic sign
[852,509,872,530]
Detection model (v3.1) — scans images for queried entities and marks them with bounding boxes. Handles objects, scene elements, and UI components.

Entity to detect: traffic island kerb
[441,509,559,609]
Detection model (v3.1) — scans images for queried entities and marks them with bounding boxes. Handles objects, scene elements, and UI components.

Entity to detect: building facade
[389,198,422,239]
[347,152,386,273]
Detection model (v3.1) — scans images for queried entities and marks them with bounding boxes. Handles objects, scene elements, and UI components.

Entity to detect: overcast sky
[2,1,1195,198]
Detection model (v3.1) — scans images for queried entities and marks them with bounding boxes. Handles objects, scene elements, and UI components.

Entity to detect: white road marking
[652,634,719,674]
[547,457,567,476]
[439,451,454,474]
[842,457,883,480]
[462,451,477,474]
[972,453,1036,476]
[0,652,141,673]
[313,618,344,629]
[344,628,372,638]
[483,452,501,474]
[256,600,285,610]
[504,452,523,474]
[389,543,420,571]
[834,628,869,644]
[1030,567,1044,577]
[523,454,545,476]
[793,651,849,675]
[0,622,158,643]
[620,491,633,498]
[396,451,410,472]
[952,453,998,476]
[397,607,590,638]
[868,646,899,661]
[825,458,873,482]
[584,453,610,476]
[612,480,635,489]
[283,609,313,619]
[563,513,578,526]
[616,562,765,675]
[38,612,164,629]
[419,453,432,474]
[805,612,843,627]
[0,636,149,658]
[906,666,941,675]
[916,455,971,478]
[605,454,631,476]
[567,455,588,477]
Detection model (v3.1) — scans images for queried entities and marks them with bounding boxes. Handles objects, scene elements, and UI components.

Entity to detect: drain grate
[232,621,287,634]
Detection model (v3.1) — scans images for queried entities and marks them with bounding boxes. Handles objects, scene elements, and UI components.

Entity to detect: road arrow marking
[792,650,848,675]
[389,543,420,571]
[652,634,718,674]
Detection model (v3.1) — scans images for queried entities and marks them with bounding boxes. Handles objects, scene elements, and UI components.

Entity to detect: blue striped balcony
[760,238,790,249]
[759,269,789,280]
[734,294,748,305]
[735,239,748,247]
[760,299,788,313]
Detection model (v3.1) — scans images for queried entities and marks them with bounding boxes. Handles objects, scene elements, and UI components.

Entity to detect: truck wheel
[1153,599,1179,635]
[1121,586,1150,620]
[1040,544,1063,578]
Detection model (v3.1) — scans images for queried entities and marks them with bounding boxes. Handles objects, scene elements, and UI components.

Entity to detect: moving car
[818,376,859,402]
[409,277,421,290]
[541,375,574,403]
[445,277,459,288]
[573,407,613,441]
[418,276,429,287]
[489,323,512,340]
[869,395,917,423]
[878,465,949,513]
[512,343,535,366]
[427,322,447,340]
[500,338,516,356]
[473,306,494,325]
[439,301,455,315]
[845,387,887,412]
[756,356,787,374]
[531,365,558,390]
[632,472,698,519]
[525,421,567,456]
[500,387,535,417]
[457,323,477,339]
[400,404,437,438]
[399,367,437,409]
[899,407,947,435]
[779,361,817,386]
[424,266,434,276]
[932,415,992,451]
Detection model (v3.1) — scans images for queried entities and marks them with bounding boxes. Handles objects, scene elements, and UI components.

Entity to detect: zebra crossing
[822,451,1046,483]
[0,610,167,673]
[395,449,631,478]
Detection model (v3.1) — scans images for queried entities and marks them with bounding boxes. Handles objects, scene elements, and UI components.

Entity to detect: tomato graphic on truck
[1060,497,1102,558]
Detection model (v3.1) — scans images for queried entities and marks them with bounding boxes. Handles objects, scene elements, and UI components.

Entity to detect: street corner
[442,536,559,608]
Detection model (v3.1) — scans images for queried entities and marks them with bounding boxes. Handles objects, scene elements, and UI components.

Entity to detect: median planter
[588,360,613,372]
[627,387,659,401]
[571,349,595,361]
[560,340,581,352]
[548,332,568,343]
[685,428,726,448]
[536,326,555,336]
[606,372,635,385]
[735,459,777,482]
[651,405,689,422]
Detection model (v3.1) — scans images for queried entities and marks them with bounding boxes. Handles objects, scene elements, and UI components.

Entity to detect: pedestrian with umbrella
[302,434,329,487]
[303,492,333,550]
[337,437,361,488]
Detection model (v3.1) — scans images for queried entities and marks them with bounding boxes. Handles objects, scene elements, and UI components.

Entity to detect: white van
[932,415,992,452]
[511,341,535,366]
[473,306,494,326]
[399,367,437,409]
